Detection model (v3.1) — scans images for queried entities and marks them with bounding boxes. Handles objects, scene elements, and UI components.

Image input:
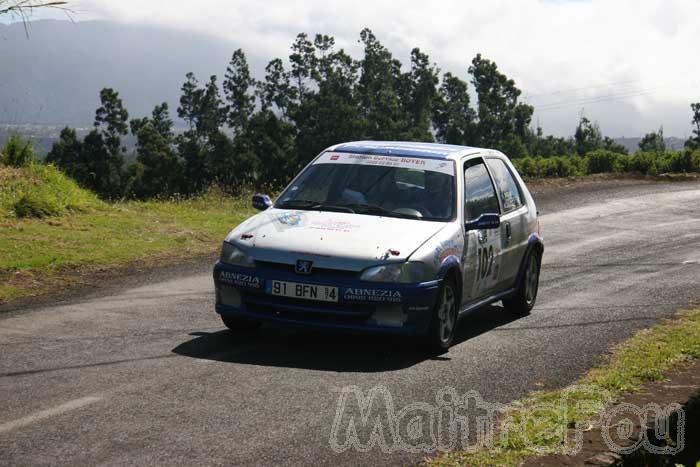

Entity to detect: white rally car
[213,141,543,351]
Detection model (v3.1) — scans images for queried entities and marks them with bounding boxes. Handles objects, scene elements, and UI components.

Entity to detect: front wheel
[423,278,459,353]
[503,251,540,316]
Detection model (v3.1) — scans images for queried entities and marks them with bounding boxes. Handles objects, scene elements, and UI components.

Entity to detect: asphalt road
[2,179,700,466]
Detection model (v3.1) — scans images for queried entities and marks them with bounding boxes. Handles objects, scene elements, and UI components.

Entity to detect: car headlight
[360,262,429,283]
[220,242,255,268]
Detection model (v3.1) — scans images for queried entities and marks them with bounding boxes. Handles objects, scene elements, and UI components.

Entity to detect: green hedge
[512,149,700,179]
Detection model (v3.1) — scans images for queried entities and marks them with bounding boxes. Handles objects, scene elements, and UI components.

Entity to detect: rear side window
[486,158,523,213]
[463,160,500,221]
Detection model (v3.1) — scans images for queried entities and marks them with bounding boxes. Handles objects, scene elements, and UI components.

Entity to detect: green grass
[0,164,255,302]
[431,309,700,466]
[0,163,104,217]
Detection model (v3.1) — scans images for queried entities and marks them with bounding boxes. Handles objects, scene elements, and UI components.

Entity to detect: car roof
[329,141,484,160]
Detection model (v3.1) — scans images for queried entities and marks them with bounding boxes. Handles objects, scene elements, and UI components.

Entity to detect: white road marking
[0,396,102,434]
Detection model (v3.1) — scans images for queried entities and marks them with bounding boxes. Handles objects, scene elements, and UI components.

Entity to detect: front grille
[254,260,359,280]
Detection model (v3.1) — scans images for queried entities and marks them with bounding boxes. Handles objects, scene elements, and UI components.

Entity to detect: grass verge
[0,164,255,303]
[430,309,700,466]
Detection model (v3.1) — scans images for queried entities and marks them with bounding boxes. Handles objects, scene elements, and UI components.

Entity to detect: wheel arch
[437,256,463,305]
[514,234,544,288]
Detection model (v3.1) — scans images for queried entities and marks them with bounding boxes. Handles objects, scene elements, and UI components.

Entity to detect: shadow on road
[172,305,520,372]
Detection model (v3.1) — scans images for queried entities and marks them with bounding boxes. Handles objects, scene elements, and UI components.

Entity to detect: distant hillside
[0,20,265,126]
[614,137,687,153]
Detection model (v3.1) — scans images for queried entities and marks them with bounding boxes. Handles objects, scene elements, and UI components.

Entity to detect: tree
[150,102,175,141]
[574,117,603,155]
[433,72,477,145]
[468,54,533,154]
[1,134,34,167]
[198,76,227,138]
[356,28,408,140]
[685,103,700,149]
[46,127,83,175]
[80,129,121,198]
[638,127,665,153]
[94,88,129,157]
[177,73,225,140]
[178,72,201,133]
[601,137,628,154]
[396,48,439,141]
[289,33,316,105]
[527,128,576,156]
[86,88,130,198]
[292,33,364,162]
[223,49,256,134]
[130,103,182,198]
[248,110,297,187]
[207,130,258,192]
[177,73,226,192]
[258,58,296,118]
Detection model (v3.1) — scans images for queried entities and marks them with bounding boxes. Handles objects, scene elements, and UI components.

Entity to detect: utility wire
[526,79,640,99]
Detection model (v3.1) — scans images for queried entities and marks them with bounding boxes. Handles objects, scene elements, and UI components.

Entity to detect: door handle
[505,222,512,239]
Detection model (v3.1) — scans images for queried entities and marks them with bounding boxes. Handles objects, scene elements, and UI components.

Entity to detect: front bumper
[212,261,440,335]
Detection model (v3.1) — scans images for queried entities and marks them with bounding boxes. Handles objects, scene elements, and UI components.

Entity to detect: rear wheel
[503,251,540,316]
[221,314,261,333]
[424,278,459,352]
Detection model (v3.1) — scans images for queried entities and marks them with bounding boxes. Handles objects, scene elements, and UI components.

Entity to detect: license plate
[269,280,338,302]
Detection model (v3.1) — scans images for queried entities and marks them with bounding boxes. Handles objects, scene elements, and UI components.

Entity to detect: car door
[485,156,529,291]
[461,158,503,302]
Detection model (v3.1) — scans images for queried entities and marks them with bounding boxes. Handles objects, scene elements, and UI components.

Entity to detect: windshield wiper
[276,199,317,209]
[341,203,419,219]
[277,199,355,213]
[311,204,355,213]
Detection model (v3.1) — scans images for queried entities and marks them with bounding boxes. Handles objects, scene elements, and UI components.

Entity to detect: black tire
[503,250,541,316]
[423,277,459,353]
[221,314,261,333]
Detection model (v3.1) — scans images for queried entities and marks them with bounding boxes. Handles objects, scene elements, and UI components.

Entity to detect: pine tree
[130,103,182,197]
[434,72,477,145]
[574,117,603,156]
[223,49,256,134]
[468,54,533,154]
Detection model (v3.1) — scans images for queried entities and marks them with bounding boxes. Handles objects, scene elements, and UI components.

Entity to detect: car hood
[225,209,447,271]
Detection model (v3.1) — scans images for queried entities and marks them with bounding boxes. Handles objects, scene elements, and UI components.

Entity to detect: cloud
[53,0,700,136]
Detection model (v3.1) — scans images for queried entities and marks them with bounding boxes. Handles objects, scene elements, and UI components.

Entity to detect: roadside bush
[693,150,700,171]
[13,192,63,218]
[513,156,585,179]
[628,152,659,175]
[1,135,35,167]
[552,155,586,177]
[1,163,104,218]
[665,150,697,173]
[585,150,625,174]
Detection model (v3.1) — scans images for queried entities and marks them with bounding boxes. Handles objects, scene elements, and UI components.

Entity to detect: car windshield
[276,152,456,221]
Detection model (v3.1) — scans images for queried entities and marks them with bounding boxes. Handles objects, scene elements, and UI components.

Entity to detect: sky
[20,0,700,137]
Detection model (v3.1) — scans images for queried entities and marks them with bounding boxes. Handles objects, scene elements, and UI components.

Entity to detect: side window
[463,159,500,221]
[486,158,523,213]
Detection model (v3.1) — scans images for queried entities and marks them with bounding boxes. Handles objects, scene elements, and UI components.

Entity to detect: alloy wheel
[438,284,457,344]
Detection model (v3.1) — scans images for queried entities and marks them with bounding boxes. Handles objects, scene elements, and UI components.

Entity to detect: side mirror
[465,213,500,231]
[252,194,273,211]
